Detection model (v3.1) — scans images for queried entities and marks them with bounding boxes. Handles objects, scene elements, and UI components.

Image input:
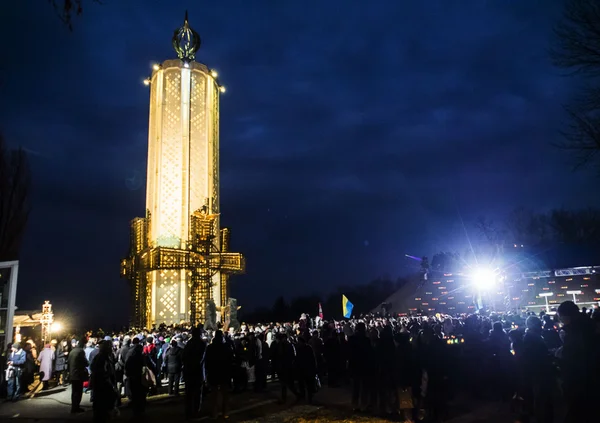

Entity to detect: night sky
[1,0,598,328]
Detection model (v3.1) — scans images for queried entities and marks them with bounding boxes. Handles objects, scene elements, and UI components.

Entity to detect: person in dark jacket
[521,316,555,423]
[116,336,131,402]
[295,336,318,404]
[182,327,207,419]
[557,301,599,423]
[6,343,26,401]
[205,330,234,419]
[125,337,147,420]
[163,339,183,395]
[54,340,69,386]
[90,340,117,423]
[377,325,396,414]
[21,343,35,392]
[394,332,418,422]
[348,322,372,411]
[323,330,342,387]
[67,336,89,414]
[272,333,299,403]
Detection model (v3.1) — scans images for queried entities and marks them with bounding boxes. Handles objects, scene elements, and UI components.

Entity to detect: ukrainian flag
[342,295,354,319]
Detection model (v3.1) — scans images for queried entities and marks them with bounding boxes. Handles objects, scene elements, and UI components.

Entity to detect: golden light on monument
[122,12,245,329]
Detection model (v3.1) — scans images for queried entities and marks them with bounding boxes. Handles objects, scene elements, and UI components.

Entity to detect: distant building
[0,261,19,350]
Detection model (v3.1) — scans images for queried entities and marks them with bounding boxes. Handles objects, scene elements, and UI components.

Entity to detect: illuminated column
[147,60,220,247]
[145,60,221,323]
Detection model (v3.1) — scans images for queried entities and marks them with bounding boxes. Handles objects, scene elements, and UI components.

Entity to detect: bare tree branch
[47,0,101,31]
[551,0,600,170]
[551,0,600,77]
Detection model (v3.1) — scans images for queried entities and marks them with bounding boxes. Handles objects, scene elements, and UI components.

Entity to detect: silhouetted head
[355,322,366,335]
[557,301,580,325]
[191,327,201,338]
[526,316,542,333]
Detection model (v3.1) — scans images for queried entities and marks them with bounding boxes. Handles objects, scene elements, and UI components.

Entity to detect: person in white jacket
[38,344,55,390]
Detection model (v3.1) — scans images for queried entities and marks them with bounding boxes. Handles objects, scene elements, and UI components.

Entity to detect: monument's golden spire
[172,10,201,62]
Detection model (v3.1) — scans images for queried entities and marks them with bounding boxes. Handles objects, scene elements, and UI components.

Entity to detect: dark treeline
[239,276,408,323]
[475,207,600,246]
[241,207,600,323]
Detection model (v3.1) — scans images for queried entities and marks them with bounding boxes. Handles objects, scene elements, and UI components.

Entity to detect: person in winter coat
[90,340,118,423]
[125,337,147,420]
[295,336,318,403]
[54,340,69,386]
[394,332,418,422]
[163,339,183,395]
[272,333,299,403]
[142,336,160,390]
[38,344,55,390]
[6,343,26,401]
[557,300,600,423]
[348,322,372,411]
[182,327,207,419]
[67,336,89,413]
[521,316,555,423]
[205,330,234,419]
[21,343,36,391]
[114,336,129,404]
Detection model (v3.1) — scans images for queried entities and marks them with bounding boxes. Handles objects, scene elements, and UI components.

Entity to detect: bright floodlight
[51,322,62,332]
[472,268,497,290]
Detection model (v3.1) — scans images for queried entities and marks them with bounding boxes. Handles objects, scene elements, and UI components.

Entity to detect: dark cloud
[0,0,597,327]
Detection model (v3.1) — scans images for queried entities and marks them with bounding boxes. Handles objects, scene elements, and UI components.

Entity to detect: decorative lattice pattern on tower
[159,70,183,247]
[212,83,220,215]
[190,72,208,212]
[157,270,181,324]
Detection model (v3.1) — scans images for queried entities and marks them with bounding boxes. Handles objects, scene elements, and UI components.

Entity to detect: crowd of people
[2,300,599,423]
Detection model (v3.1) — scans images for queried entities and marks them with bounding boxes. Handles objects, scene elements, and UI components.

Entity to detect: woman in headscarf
[38,343,55,390]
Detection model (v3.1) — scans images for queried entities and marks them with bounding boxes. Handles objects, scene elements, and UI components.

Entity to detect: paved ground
[0,381,543,423]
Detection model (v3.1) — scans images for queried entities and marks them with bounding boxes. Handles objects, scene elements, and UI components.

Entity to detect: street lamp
[566,290,582,304]
[539,292,553,313]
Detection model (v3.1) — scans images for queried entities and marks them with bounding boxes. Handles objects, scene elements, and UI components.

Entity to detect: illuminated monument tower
[122,13,245,329]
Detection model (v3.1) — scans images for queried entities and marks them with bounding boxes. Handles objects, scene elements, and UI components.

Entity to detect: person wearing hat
[6,343,26,401]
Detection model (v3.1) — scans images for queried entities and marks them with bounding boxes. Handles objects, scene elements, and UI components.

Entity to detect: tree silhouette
[0,134,31,261]
[551,0,600,170]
